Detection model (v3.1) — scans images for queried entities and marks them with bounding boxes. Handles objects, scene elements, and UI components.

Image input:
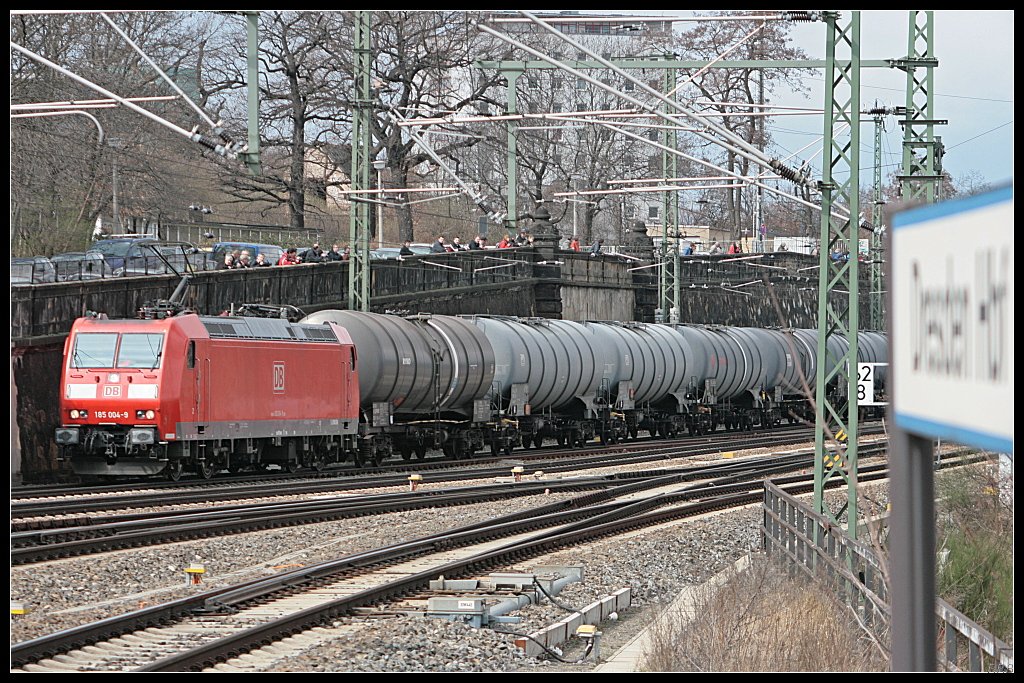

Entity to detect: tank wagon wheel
[532,434,544,449]
[556,434,566,447]
[165,460,184,482]
[628,426,639,440]
[196,460,215,480]
[286,460,302,473]
[414,444,428,460]
[398,443,413,461]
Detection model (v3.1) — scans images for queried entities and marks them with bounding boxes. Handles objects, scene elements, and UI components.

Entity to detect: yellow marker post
[184,563,206,586]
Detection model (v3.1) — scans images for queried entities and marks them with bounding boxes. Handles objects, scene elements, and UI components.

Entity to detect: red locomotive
[55,312,360,480]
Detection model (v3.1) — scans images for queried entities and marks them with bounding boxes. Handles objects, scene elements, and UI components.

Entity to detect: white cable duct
[11,109,104,146]
[388,107,505,223]
[496,11,812,188]
[11,95,178,110]
[11,41,237,159]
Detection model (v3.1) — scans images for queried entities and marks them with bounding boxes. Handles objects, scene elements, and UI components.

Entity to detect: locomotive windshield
[117,333,164,368]
[70,332,164,369]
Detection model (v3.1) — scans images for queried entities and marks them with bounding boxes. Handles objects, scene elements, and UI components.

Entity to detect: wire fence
[762,480,1013,672]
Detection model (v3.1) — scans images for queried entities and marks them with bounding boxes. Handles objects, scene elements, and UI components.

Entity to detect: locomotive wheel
[165,460,184,482]
[312,457,326,472]
[286,460,301,473]
[196,460,214,480]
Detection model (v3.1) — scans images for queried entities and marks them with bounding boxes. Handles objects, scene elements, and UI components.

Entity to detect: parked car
[88,237,163,273]
[371,248,403,260]
[10,257,56,285]
[121,243,214,276]
[50,251,115,281]
[211,242,285,266]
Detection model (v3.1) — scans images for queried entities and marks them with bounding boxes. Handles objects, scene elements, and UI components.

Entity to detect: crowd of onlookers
[218,243,350,269]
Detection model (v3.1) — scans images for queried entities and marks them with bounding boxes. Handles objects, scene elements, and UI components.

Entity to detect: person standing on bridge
[278,247,300,266]
[325,244,343,261]
[254,253,271,267]
[302,242,324,263]
[590,238,604,257]
[431,236,448,253]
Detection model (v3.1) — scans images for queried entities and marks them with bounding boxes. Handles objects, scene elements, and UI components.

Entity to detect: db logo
[273,362,286,393]
[103,385,121,397]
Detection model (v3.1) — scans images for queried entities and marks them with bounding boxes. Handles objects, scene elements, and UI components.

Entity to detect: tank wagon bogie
[57,308,887,479]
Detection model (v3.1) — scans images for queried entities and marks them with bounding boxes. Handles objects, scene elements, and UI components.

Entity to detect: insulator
[770,159,806,184]
[782,11,821,22]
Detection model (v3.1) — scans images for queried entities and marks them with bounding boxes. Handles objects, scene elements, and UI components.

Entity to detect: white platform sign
[891,187,1013,454]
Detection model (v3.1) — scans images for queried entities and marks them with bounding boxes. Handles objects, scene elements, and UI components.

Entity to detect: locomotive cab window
[69,332,165,369]
[70,333,119,368]
[187,341,195,369]
[118,333,164,369]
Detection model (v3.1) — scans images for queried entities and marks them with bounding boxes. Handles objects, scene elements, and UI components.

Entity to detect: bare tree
[11,11,230,254]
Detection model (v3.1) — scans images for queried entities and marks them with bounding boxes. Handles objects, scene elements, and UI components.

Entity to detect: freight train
[55,308,887,479]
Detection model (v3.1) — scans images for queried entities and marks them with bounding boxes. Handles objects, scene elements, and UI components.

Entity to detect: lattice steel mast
[812,11,861,538]
[348,10,372,311]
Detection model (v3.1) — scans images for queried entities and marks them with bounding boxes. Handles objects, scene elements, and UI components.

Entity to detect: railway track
[12,450,918,672]
[15,421,883,502]
[14,444,882,565]
[14,423,884,519]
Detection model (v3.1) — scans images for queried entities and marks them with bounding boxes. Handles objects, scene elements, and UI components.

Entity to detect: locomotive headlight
[70,409,88,419]
[129,428,156,445]
[108,373,120,383]
[146,409,155,420]
[135,409,156,420]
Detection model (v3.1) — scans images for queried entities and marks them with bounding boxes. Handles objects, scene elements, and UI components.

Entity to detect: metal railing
[159,221,323,248]
[762,481,1014,672]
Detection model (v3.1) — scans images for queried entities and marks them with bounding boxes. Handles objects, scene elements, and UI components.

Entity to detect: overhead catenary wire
[10,41,237,159]
[99,12,231,146]
[510,11,812,186]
